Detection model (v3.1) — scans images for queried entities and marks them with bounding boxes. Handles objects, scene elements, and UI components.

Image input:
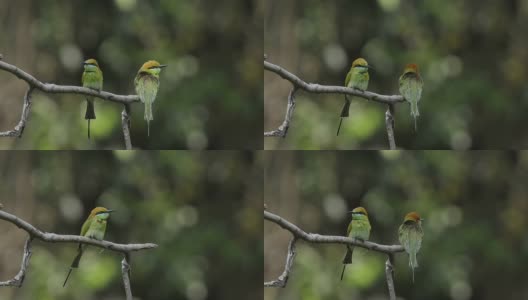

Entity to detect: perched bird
[337,58,372,136]
[134,60,167,136]
[341,206,371,280]
[399,63,423,131]
[81,59,103,139]
[398,211,424,283]
[63,207,114,287]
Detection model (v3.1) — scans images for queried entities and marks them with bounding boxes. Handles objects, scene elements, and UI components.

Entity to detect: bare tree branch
[121,104,132,150]
[0,59,140,148]
[0,210,157,252]
[264,237,296,287]
[265,210,404,300]
[385,104,396,149]
[122,253,133,300]
[0,209,156,296]
[264,210,403,253]
[385,253,396,300]
[264,87,297,137]
[264,60,404,103]
[0,60,139,104]
[264,59,406,148]
[0,237,33,287]
[0,87,33,137]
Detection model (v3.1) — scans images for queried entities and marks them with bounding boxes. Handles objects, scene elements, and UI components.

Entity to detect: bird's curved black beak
[107,210,115,213]
[159,65,167,68]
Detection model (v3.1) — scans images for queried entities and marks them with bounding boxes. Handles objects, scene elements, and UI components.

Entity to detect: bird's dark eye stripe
[352,211,366,215]
[148,66,159,69]
[95,211,107,215]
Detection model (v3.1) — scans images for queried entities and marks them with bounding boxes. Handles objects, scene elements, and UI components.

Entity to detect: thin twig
[385,253,396,300]
[385,104,396,149]
[0,87,34,137]
[264,87,297,137]
[122,253,133,300]
[0,237,33,287]
[264,237,296,287]
[121,104,132,150]
[0,210,157,252]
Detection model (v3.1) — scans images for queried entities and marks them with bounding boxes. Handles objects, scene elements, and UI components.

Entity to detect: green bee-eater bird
[337,58,372,136]
[340,206,371,280]
[134,60,167,136]
[63,207,114,287]
[81,58,103,139]
[399,63,423,131]
[398,211,423,283]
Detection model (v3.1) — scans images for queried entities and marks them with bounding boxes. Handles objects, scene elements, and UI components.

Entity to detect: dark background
[264,0,528,149]
[0,0,263,149]
[0,151,263,300]
[265,151,528,300]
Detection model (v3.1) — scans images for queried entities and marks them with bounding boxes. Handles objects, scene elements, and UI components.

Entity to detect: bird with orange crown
[399,64,423,131]
[398,211,424,282]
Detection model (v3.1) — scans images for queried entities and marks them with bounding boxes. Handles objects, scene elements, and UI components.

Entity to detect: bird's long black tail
[337,96,351,136]
[63,245,83,287]
[85,99,96,139]
[340,246,354,281]
[85,100,96,120]
[340,264,347,281]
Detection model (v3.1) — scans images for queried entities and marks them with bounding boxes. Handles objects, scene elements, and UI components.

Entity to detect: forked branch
[0,58,140,148]
[264,58,405,148]
[0,209,156,297]
[264,210,404,299]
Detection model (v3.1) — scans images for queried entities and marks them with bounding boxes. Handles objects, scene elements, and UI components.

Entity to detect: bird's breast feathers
[349,71,369,91]
[349,219,371,240]
[82,72,103,90]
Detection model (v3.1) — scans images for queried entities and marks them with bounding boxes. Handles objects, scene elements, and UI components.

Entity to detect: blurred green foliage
[265,151,528,300]
[0,0,263,149]
[265,0,528,149]
[0,151,263,300]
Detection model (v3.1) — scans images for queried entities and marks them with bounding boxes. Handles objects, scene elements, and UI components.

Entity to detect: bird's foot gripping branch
[0,57,139,149]
[0,209,157,300]
[264,57,406,149]
[264,210,404,300]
